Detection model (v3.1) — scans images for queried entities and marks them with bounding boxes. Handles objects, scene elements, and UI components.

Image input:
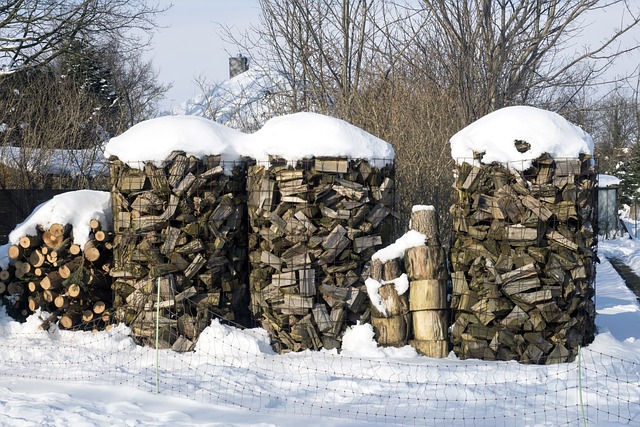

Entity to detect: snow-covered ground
[0,235,636,426]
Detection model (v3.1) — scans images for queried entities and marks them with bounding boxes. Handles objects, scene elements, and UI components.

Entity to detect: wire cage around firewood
[108,151,250,351]
[449,154,597,364]
[246,156,396,353]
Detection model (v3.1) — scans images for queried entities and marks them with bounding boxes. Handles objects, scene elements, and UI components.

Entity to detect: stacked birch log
[247,156,395,353]
[405,207,449,357]
[449,154,597,363]
[3,220,113,330]
[108,152,249,351]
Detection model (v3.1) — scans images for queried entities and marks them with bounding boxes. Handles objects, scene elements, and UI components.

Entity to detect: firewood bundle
[4,220,113,330]
[108,151,249,351]
[247,156,395,353]
[449,155,597,364]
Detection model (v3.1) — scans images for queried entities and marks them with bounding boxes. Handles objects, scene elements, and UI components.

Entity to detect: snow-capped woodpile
[449,107,597,364]
[247,156,395,352]
[108,152,249,351]
[3,220,113,330]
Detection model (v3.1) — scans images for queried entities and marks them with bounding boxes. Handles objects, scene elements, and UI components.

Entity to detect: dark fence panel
[0,189,68,244]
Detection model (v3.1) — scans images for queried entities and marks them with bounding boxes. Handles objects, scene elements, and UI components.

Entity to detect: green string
[155,276,161,394]
[578,345,586,426]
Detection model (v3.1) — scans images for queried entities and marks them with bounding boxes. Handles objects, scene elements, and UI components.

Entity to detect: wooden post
[407,206,449,358]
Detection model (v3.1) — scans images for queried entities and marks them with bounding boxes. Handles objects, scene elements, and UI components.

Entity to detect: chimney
[229,54,249,78]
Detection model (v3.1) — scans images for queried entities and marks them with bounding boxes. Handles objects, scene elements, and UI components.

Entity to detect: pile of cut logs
[3,220,113,330]
[108,151,249,351]
[405,208,449,357]
[449,154,597,364]
[366,207,449,357]
[247,156,395,353]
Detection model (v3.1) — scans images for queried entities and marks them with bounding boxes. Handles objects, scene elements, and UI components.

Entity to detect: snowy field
[0,235,637,426]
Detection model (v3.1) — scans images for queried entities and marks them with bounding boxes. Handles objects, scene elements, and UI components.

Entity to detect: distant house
[170,60,293,132]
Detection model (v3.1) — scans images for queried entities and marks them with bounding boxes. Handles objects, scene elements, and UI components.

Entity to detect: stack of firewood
[3,220,113,330]
[108,151,249,351]
[247,156,395,353]
[449,154,597,364]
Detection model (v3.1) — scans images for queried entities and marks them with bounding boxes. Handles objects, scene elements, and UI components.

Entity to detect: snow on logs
[243,113,395,353]
[0,191,113,330]
[104,113,396,353]
[364,206,449,357]
[105,116,250,351]
[449,106,597,364]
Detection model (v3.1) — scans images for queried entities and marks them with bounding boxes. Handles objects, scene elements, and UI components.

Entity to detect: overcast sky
[150,0,260,112]
[149,1,639,113]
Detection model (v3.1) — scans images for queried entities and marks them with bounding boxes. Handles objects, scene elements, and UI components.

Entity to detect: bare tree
[221,0,381,116]
[408,0,640,123]
[0,0,166,74]
[0,70,110,189]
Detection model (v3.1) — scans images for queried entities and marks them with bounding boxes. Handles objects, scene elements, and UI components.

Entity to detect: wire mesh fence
[0,314,637,426]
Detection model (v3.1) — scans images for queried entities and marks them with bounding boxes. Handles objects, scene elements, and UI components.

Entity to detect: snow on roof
[0,190,111,269]
[450,106,594,171]
[104,115,245,167]
[239,112,394,168]
[598,174,621,188]
[105,112,394,169]
[171,66,289,131]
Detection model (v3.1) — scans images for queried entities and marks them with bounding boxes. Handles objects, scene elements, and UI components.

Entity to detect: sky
[150,0,260,112]
[148,1,640,113]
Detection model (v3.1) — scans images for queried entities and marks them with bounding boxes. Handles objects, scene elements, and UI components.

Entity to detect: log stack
[367,258,410,347]
[4,220,113,330]
[247,156,395,353]
[405,207,449,357]
[0,265,22,320]
[449,154,597,364]
[108,151,249,351]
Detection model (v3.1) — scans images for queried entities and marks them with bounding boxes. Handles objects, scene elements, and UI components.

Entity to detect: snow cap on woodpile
[239,112,395,168]
[450,105,594,171]
[104,115,245,168]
